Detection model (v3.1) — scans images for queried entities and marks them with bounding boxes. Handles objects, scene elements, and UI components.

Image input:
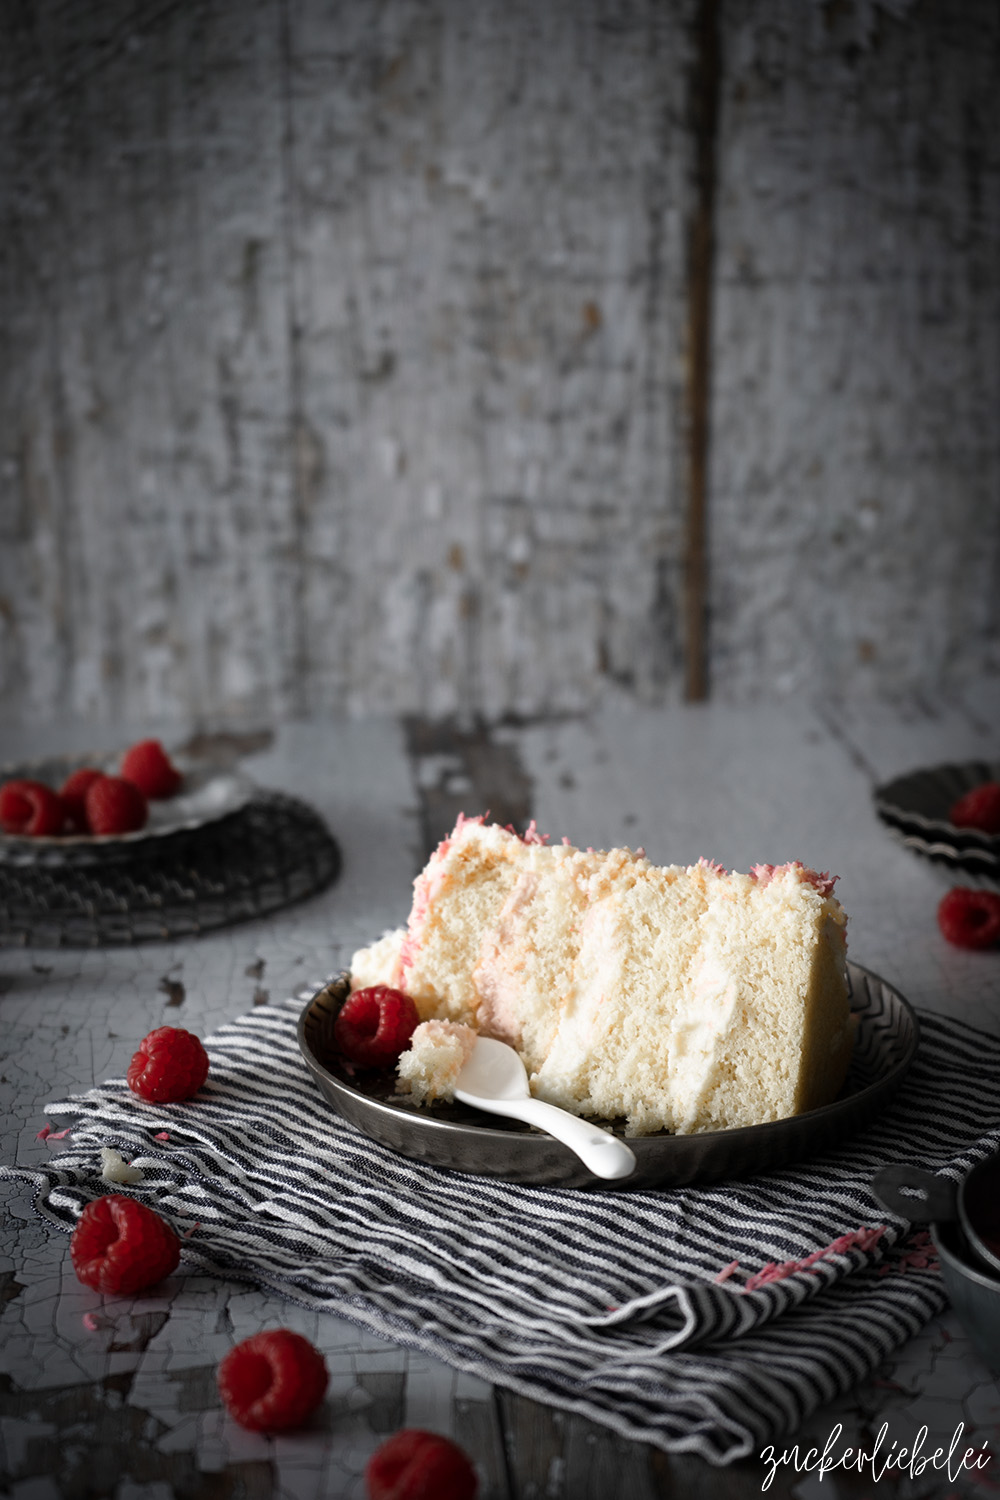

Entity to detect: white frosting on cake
[349,927,406,991]
[351,817,852,1135]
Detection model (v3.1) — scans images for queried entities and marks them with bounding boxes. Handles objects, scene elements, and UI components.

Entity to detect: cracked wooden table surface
[2,690,999,1499]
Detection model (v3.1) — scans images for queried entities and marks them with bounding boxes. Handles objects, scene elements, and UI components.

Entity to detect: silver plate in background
[874,759,1000,852]
[0,752,255,867]
[298,962,919,1191]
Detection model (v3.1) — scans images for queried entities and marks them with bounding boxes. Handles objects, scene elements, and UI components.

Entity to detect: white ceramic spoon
[454,1037,637,1181]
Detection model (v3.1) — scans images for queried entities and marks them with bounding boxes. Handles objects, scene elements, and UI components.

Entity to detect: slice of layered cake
[349,816,853,1136]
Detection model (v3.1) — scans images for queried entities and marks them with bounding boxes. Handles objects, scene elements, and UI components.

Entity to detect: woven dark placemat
[0,793,341,947]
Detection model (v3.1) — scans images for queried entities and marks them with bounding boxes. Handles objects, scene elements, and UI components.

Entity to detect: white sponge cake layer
[473,842,648,1073]
[350,820,851,1135]
[533,861,711,1133]
[534,864,851,1133]
[401,819,535,1024]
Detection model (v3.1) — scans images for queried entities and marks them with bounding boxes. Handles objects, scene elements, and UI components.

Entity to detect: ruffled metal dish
[875,759,1000,848]
[878,821,1000,893]
[874,759,1000,891]
[298,963,919,1191]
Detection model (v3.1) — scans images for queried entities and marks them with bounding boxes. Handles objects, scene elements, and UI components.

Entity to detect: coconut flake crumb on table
[1,699,999,1500]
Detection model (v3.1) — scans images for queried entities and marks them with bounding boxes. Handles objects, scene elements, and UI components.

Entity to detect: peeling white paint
[0,1,996,730]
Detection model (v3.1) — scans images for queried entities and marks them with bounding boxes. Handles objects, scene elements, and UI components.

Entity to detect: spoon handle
[518,1099,636,1179]
[458,1091,636,1180]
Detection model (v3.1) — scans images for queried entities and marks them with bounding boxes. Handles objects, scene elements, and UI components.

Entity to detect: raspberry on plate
[120,739,183,800]
[365,1429,478,1500]
[217,1330,329,1432]
[950,781,1000,836]
[937,887,1000,950]
[59,767,104,832]
[70,1194,181,1295]
[333,986,420,1069]
[127,1026,210,1102]
[0,779,66,837]
[85,775,148,836]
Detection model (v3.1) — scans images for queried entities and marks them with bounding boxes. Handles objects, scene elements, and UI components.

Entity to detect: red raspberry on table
[70,1194,181,1295]
[366,1429,478,1500]
[59,767,104,832]
[334,986,420,1068]
[128,1026,210,1102]
[937,887,1000,950]
[120,739,183,799]
[85,775,148,835]
[217,1330,329,1432]
[950,781,1000,836]
[0,778,67,836]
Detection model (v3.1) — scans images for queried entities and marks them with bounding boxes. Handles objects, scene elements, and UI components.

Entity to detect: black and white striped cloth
[5,989,1000,1465]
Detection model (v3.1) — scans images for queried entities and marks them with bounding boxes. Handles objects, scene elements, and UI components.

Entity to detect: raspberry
[127,1026,210,1102]
[0,780,29,832]
[0,779,66,836]
[85,775,148,835]
[59,767,104,832]
[70,1194,181,1295]
[120,739,183,799]
[950,781,1000,836]
[334,986,420,1068]
[365,1430,478,1500]
[217,1330,328,1432]
[937,887,1000,950]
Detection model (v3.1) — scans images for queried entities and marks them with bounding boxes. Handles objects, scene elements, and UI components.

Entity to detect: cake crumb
[99,1147,144,1185]
[397,1021,477,1104]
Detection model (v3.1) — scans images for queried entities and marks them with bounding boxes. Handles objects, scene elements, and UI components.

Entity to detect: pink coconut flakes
[750,861,838,898]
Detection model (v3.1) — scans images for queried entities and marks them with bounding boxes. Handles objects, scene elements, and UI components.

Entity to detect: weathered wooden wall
[710,0,1000,706]
[1,0,997,728]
